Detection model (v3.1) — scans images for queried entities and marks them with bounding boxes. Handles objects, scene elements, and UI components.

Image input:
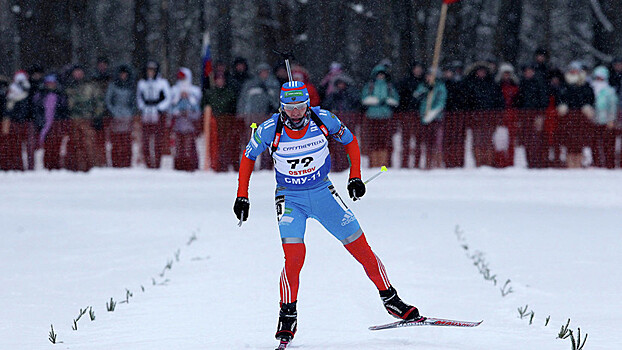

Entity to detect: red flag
[443,0,461,4]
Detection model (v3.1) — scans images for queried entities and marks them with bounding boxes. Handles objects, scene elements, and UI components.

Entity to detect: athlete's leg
[310,183,390,290]
[280,243,305,304]
[276,190,309,305]
[311,182,420,320]
[275,190,309,341]
[343,233,391,291]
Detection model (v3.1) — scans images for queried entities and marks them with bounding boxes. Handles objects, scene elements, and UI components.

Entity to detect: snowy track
[1,168,621,349]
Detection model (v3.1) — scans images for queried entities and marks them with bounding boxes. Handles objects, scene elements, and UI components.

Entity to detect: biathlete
[233,80,421,343]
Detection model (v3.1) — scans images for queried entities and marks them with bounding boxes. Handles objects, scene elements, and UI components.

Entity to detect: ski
[369,317,483,331]
[275,338,290,349]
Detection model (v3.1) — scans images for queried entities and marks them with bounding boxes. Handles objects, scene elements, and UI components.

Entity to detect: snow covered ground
[1,167,621,349]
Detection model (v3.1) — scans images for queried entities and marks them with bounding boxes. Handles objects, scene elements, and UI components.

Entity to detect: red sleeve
[236,155,255,198]
[344,136,361,179]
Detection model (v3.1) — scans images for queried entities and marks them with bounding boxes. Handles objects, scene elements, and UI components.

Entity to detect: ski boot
[275,301,297,342]
[380,286,422,321]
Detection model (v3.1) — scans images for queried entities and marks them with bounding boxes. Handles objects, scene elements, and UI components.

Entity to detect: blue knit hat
[280,81,310,106]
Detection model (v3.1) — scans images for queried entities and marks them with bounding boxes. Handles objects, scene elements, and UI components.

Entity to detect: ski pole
[364,166,387,185]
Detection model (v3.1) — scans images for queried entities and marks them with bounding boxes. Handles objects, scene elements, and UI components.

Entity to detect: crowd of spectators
[1,49,622,172]
[0,57,203,172]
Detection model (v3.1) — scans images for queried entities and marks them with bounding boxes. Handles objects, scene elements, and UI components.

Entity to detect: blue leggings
[275,180,362,244]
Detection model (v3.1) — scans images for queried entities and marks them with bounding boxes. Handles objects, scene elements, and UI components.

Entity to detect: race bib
[273,134,328,182]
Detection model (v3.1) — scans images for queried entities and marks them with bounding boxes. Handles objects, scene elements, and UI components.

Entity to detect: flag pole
[424,2,449,116]
[203,105,212,170]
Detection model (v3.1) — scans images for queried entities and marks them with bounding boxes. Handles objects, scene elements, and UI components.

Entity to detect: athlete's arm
[234,118,276,221]
[234,156,254,222]
[343,136,362,180]
[236,155,255,198]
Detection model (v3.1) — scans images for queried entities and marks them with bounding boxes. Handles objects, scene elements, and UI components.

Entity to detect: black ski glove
[347,178,366,201]
[233,197,250,221]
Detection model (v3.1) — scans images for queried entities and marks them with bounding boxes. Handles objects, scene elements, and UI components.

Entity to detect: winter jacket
[137,76,171,124]
[415,81,447,124]
[361,65,399,120]
[462,62,504,112]
[170,68,202,134]
[204,86,236,116]
[499,81,519,109]
[516,77,549,110]
[558,84,594,110]
[5,71,32,123]
[32,89,69,143]
[444,79,465,112]
[591,81,618,125]
[463,77,504,111]
[66,79,101,120]
[5,97,32,123]
[397,72,425,112]
[32,89,69,126]
[106,71,136,133]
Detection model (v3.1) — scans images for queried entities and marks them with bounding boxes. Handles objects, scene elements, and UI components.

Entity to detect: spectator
[137,60,171,169]
[236,62,280,170]
[229,57,251,100]
[106,65,136,168]
[324,74,360,172]
[544,69,565,167]
[32,74,70,170]
[441,64,467,168]
[92,56,113,167]
[516,64,549,168]
[202,59,230,98]
[2,70,34,171]
[534,48,550,82]
[463,62,504,167]
[319,62,343,100]
[494,63,520,168]
[415,69,447,169]
[204,72,238,172]
[27,64,45,98]
[556,61,595,168]
[65,65,102,172]
[292,65,320,106]
[609,57,622,94]
[361,64,399,168]
[26,66,44,170]
[170,67,202,171]
[212,60,230,80]
[397,61,425,168]
[589,66,618,169]
[0,76,8,170]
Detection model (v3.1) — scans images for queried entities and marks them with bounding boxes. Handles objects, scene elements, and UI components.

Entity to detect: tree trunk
[133,0,149,72]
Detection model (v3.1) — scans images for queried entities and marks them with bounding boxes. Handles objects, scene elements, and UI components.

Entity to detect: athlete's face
[284,101,308,122]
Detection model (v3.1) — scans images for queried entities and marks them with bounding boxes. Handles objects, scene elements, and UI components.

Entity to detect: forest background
[1,0,620,82]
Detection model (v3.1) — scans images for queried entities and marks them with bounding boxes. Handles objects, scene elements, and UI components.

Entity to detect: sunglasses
[282,101,308,111]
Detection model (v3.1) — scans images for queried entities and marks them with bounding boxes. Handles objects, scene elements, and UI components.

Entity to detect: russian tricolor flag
[202,44,212,89]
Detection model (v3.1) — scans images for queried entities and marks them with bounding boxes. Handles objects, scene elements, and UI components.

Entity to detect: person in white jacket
[169,67,202,171]
[137,60,171,168]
